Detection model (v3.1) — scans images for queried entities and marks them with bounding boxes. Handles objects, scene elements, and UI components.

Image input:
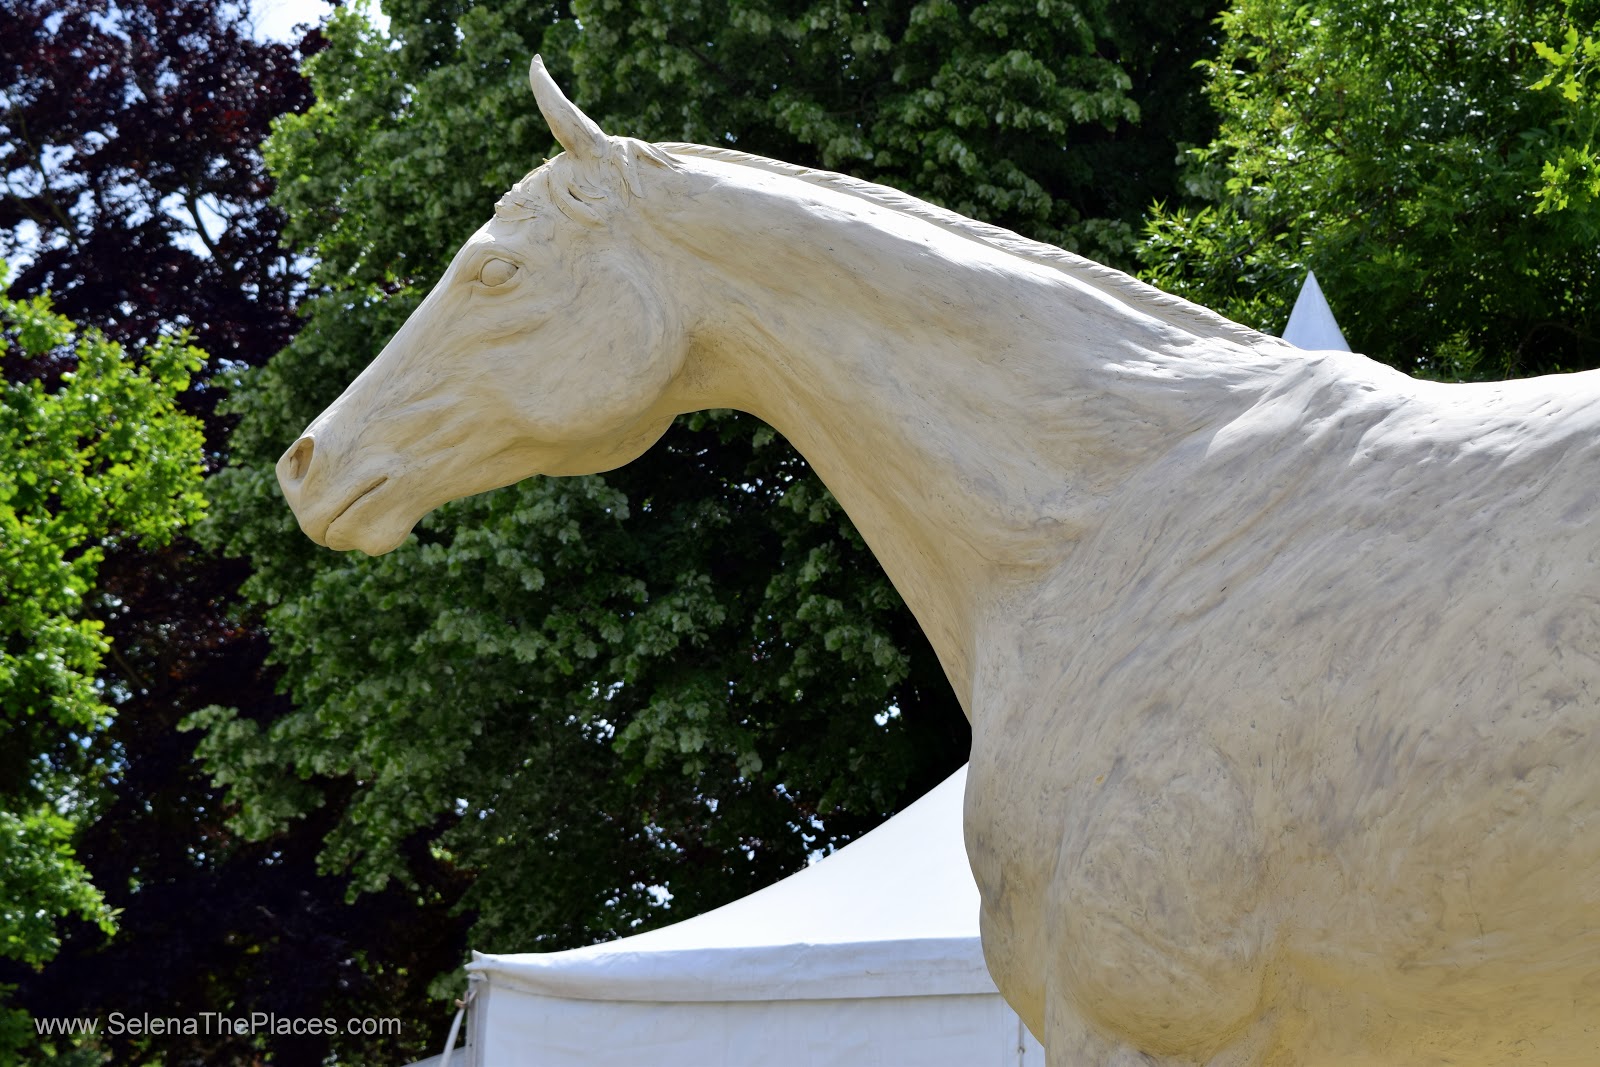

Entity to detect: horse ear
[529,55,609,162]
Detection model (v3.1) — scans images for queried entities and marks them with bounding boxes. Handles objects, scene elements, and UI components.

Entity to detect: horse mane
[654,142,1279,349]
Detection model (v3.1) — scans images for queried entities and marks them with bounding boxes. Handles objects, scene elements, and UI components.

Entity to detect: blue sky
[251,0,390,42]
[250,0,331,41]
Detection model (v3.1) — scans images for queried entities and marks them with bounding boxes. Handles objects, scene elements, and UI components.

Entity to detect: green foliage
[1531,2,1600,212]
[1138,0,1600,380]
[568,0,1124,258]
[0,809,109,966]
[0,281,206,1053]
[2,293,205,725]
[566,0,1220,264]
[201,0,1220,956]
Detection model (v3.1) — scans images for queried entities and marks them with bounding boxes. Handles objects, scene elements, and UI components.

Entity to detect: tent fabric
[1282,270,1351,351]
[472,933,989,1003]
[462,765,1045,1065]
[465,988,1035,1067]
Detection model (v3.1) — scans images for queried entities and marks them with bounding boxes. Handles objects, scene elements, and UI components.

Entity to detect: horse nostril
[284,436,315,483]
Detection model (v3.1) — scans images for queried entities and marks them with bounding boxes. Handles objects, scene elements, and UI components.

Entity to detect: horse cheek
[597,269,683,427]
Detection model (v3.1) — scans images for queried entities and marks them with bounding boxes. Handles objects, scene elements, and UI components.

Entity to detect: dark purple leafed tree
[0,0,301,382]
[0,3,465,1063]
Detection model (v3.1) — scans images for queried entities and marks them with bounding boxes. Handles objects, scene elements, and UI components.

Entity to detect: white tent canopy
[1281,270,1351,352]
[461,765,1042,1065]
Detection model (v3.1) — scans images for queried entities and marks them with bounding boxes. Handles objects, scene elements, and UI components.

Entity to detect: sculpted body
[278,60,1600,1064]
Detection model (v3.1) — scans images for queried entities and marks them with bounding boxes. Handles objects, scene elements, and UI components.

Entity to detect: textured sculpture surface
[278,58,1600,1065]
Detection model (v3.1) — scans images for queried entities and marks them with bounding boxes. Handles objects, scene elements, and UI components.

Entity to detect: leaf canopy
[0,283,205,1055]
[1139,0,1600,379]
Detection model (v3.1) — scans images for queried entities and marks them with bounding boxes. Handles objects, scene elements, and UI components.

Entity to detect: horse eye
[478,258,519,287]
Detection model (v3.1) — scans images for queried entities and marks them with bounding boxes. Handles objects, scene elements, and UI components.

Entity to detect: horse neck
[647,159,1280,707]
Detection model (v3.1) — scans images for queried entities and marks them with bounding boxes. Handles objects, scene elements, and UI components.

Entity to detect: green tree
[1531,0,1600,213]
[0,282,206,1055]
[1138,0,1600,380]
[3,5,467,1062]
[561,0,1222,264]
[197,0,1222,965]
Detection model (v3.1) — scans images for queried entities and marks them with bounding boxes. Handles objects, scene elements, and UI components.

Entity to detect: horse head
[277,57,688,555]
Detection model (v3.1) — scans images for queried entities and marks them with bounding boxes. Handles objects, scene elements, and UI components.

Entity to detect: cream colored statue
[278,58,1600,1065]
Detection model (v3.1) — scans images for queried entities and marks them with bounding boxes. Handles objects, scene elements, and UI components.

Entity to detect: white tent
[1281,270,1351,351]
[459,765,1042,1066]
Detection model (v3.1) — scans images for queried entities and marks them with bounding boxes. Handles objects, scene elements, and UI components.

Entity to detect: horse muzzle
[277,434,413,554]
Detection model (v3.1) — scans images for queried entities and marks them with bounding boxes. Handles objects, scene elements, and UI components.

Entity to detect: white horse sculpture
[278,58,1600,1065]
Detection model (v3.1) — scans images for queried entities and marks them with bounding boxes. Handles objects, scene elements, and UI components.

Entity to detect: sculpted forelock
[277,58,1600,1065]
